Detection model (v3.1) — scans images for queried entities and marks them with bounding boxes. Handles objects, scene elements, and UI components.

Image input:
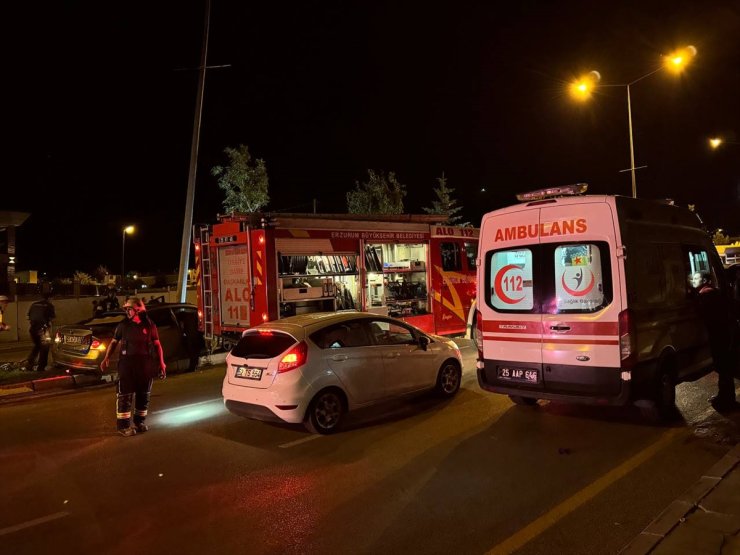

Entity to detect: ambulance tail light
[618,309,636,368]
[475,310,483,360]
[278,341,308,373]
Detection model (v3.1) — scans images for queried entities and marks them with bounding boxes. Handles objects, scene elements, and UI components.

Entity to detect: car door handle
[549,325,571,333]
[330,354,348,361]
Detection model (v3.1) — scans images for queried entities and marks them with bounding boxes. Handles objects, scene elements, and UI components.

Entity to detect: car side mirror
[418,335,430,351]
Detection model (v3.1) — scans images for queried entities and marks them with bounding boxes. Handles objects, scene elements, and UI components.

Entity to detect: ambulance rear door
[538,202,623,399]
[480,207,543,386]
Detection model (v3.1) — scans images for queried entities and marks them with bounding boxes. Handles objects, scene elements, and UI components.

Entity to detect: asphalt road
[1,341,738,555]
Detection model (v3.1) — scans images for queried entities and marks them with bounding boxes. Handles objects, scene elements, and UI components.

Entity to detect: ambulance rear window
[551,243,610,313]
[486,248,535,312]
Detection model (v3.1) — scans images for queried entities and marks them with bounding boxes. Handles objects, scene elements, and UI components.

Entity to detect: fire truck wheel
[304,388,346,434]
[435,360,461,398]
[509,395,538,406]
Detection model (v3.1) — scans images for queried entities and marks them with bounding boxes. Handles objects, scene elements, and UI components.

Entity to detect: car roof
[250,311,378,334]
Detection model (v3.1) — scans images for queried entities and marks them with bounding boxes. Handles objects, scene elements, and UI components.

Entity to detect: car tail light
[618,309,636,368]
[91,338,106,350]
[278,341,308,373]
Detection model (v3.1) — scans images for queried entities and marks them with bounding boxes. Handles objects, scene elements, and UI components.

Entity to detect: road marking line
[151,398,222,415]
[279,435,322,449]
[0,511,70,537]
[487,427,683,555]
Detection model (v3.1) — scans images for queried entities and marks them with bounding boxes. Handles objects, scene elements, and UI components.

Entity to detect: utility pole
[176,0,211,302]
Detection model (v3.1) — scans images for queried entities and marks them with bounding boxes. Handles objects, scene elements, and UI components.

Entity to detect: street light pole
[568,45,696,199]
[626,83,637,198]
[121,225,134,287]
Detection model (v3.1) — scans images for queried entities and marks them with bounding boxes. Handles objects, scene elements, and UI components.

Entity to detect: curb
[620,443,740,554]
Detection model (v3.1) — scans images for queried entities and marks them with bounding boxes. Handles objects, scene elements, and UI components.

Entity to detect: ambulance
[475,184,727,419]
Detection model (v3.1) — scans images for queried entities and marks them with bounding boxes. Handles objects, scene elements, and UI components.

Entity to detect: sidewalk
[621,442,740,554]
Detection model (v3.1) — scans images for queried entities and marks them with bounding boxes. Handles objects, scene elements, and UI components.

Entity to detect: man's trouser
[116,356,153,430]
[27,325,50,370]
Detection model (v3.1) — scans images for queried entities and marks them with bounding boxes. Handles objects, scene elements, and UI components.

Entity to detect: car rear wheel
[509,395,538,406]
[304,389,345,434]
[435,361,461,398]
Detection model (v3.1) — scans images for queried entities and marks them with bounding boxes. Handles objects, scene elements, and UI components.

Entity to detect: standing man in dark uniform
[26,293,55,371]
[101,297,166,436]
[691,272,738,411]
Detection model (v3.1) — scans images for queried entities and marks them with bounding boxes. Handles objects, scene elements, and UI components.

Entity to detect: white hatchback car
[223,312,463,434]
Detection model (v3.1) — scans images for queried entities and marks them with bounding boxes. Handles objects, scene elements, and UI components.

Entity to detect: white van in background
[475,184,728,420]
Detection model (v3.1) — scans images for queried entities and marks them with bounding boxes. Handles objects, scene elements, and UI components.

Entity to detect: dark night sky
[7,0,740,276]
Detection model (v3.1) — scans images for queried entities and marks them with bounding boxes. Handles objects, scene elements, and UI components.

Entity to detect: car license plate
[235,366,263,380]
[65,335,83,344]
[497,367,539,384]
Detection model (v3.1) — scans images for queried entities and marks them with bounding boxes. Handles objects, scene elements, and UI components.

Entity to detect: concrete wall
[0,289,197,343]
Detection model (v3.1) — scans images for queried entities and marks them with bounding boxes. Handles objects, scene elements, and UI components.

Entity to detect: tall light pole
[177,0,211,303]
[569,45,697,198]
[121,225,135,286]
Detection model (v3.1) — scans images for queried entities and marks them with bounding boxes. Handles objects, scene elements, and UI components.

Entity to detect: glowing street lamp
[709,137,739,150]
[122,225,135,285]
[568,45,697,198]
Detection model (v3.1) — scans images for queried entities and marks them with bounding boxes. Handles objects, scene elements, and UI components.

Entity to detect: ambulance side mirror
[418,335,430,351]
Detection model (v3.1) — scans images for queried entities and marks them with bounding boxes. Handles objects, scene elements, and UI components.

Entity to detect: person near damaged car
[101,297,166,437]
[691,271,738,411]
[25,293,55,371]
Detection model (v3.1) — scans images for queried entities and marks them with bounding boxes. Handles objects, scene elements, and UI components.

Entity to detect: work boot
[135,423,148,434]
[117,427,137,437]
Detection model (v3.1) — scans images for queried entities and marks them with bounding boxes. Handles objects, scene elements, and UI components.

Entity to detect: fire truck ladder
[198,224,215,344]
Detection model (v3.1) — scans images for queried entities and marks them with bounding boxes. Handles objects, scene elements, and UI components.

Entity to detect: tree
[712,229,730,245]
[73,271,94,285]
[94,265,110,283]
[422,172,466,225]
[211,144,270,213]
[347,170,407,214]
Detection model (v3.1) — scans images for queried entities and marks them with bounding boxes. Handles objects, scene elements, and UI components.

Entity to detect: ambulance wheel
[435,360,461,398]
[641,362,678,422]
[304,388,346,434]
[509,395,538,406]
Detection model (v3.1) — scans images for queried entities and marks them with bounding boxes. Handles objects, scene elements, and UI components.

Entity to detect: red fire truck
[194,212,479,348]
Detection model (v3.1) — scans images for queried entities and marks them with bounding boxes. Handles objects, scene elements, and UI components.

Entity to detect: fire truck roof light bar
[516,183,588,202]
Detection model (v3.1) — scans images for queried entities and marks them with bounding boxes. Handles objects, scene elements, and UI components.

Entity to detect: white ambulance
[475,184,727,420]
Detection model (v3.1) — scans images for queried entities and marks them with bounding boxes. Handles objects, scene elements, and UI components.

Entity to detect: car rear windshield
[231,331,296,359]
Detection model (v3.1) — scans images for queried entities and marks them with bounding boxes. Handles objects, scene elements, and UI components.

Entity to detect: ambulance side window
[440,242,462,272]
[629,243,686,308]
[684,246,718,294]
[485,248,535,312]
[548,242,612,314]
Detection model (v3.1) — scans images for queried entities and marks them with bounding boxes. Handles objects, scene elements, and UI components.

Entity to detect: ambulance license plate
[497,367,539,383]
[235,366,263,380]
